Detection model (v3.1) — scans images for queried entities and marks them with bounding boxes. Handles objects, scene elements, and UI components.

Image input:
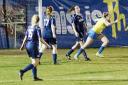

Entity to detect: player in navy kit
[38,6,58,64]
[19,15,50,81]
[66,5,90,61]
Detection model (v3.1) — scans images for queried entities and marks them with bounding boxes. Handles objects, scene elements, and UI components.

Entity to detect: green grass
[0,47,128,85]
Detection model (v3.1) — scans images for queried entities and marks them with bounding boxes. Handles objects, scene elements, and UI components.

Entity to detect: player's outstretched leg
[96,35,109,57]
[66,42,79,60]
[19,64,34,80]
[19,70,24,80]
[74,48,84,60]
[96,46,105,57]
[82,50,91,61]
[66,49,74,60]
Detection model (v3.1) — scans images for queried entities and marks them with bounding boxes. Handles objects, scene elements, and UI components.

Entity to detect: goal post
[38,0,43,31]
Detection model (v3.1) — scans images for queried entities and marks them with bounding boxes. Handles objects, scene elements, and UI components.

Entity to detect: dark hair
[67,5,75,13]
[103,12,109,18]
[47,6,53,13]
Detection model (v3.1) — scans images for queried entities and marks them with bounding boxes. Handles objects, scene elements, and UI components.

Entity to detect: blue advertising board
[39,0,128,48]
[1,0,128,48]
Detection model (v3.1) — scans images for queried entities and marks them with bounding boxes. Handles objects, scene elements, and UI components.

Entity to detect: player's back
[43,16,55,38]
[26,25,41,43]
[92,18,106,34]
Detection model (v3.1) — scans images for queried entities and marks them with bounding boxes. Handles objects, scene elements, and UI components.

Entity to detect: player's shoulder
[32,25,40,31]
[97,18,105,23]
[50,15,55,20]
[71,14,76,18]
[26,25,32,32]
[71,14,77,21]
[33,25,39,29]
[74,14,78,18]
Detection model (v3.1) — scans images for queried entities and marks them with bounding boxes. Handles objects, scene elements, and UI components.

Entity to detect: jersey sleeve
[25,29,28,37]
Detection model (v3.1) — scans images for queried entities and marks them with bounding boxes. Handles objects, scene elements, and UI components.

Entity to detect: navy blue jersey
[71,14,76,23]
[25,25,41,43]
[72,14,86,37]
[43,16,56,38]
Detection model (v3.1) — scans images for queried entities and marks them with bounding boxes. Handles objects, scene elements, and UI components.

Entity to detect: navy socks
[52,54,57,64]
[22,64,34,73]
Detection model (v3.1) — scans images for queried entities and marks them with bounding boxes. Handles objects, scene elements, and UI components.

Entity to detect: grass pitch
[0,47,128,85]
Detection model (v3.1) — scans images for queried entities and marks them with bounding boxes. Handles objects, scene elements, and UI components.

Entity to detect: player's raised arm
[103,13,118,26]
[104,19,118,26]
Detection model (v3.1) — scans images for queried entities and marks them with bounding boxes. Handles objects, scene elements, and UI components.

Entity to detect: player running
[66,5,90,61]
[74,12,118,59]
[38,6,58,64]
[19,14,50,81]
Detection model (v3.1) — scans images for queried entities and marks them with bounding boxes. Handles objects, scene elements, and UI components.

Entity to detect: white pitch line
[0,80,20,83]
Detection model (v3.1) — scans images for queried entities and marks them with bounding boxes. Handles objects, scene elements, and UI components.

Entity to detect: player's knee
[32,59,39,66]
[52,45,57,49]
[53,49,57,53]
[42,45,47,50]
[43,44,47,48]
[107,40,109,44]
[53,46,56,50]
[52,48,57,54]
[106,39,109,44]
[104,40,109,45]
[32,62,39,66]
[32,61,36,66]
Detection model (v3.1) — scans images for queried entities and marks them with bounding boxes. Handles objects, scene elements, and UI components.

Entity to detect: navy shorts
[44,38,57,45]
[76,36,84,42]
[26,42,39,59]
